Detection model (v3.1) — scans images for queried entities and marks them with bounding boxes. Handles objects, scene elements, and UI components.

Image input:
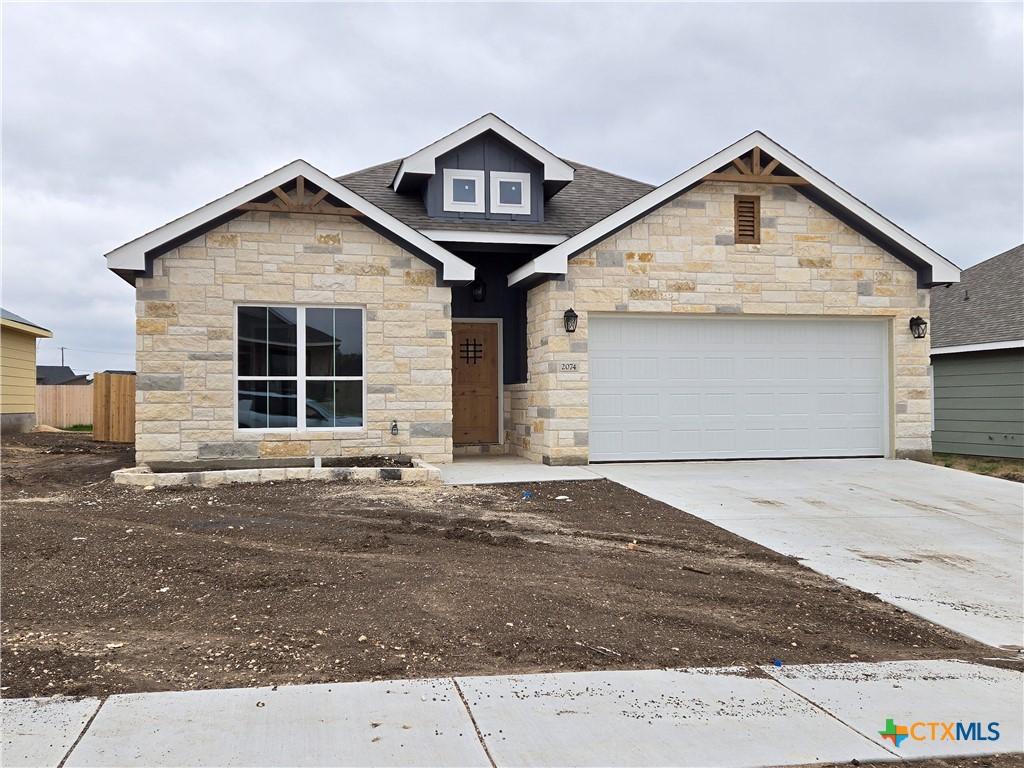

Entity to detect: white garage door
[588,316,888,461]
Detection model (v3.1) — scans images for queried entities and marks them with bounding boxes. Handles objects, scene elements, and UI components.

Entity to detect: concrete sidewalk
[440,455,600,485]
[3,660,1021,767]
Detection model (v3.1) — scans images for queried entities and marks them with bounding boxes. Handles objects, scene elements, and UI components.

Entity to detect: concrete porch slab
[64,678,488,767]
[1,696,101,768]
[455,667,893,767]
[441,455,600,485]
[765,659,1024,757]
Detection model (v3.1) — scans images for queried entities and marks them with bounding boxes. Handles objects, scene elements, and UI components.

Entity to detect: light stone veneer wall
[507,181,932,464]
[134,211,453,466]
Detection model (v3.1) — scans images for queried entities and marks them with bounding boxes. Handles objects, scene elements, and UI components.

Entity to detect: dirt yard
[924,452,1024,483]
[1,432,995,699]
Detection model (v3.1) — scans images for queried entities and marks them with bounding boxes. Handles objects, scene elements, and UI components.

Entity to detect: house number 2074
[560,362,578,372]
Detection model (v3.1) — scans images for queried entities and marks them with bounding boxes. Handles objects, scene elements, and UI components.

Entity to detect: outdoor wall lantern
[471,280,487,303]
[909,316,928,339]
[563,308,579,333]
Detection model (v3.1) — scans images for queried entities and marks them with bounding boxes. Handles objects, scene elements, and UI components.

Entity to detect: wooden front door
[453,322,499,444]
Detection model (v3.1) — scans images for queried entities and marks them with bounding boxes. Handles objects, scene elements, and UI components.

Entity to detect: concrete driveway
[592,459,1024,649]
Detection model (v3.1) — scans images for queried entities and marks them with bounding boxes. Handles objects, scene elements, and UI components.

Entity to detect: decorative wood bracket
[702,147,808,185]
[236,176,363,215]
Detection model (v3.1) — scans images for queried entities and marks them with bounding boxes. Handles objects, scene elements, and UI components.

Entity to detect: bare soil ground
[921,453,1024,483]
[1,432,996,699]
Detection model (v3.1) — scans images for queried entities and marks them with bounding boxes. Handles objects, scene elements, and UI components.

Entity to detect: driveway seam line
[452,677,497,768]
[57,696,106,768]
[765,673,901,758]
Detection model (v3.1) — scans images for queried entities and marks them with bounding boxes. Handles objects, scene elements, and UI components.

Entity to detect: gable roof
[340,159,655,238]
[508,131,961,287]
[391,113,575,194]
[104,160,475,284]
[37,365,90,385]
[930,244,1024,351]
[1,307,52,337]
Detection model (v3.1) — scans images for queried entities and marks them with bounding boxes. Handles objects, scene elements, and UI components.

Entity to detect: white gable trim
[931,339,1024,355]
[420,230,567,246]
[104,160,475,283]
[508,131,960,287]
[392,113,574,192]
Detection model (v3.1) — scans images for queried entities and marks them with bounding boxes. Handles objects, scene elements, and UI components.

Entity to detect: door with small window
[452,322,499,444]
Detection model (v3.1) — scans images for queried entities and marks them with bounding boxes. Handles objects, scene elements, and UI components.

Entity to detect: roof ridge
[336,157,401,181]
[962,243,1023,274]
[560,159,655,189]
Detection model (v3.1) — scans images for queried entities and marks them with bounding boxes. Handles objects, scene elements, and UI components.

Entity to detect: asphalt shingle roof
[36,365,90,385]
[337,159,655,237]
[1,307,49,332]
[930,244,1024,348]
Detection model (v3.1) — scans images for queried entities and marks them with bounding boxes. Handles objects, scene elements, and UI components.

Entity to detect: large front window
[236,306,364,430]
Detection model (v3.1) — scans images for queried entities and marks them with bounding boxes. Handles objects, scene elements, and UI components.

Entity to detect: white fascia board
[392,113,574,191]
[509,131,961,287]
[420,229,567,246]
[930,339,1024,355]
[104,159,475,283]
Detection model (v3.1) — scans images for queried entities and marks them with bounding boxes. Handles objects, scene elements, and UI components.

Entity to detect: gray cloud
[3,2,1020,372]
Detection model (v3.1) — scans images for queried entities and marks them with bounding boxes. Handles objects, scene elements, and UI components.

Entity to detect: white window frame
[489,171,531,215]
[443,168,485,213]
[234,304,367,433]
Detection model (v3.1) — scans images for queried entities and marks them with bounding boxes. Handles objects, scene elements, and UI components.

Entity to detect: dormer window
[443,169,485,213]
[490,171,531,215]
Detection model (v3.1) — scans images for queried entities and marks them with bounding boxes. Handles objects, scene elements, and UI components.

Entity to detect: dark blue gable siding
[424,132,544,223]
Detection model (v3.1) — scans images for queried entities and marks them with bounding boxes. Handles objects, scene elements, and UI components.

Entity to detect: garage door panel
[622,393,659,417]
[590,356,622,380]
[667,429,702,451]
[666,393,700,415]
[588,317,887,461]
[665,357,700,379]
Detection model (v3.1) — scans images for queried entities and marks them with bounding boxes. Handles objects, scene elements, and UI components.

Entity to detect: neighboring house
[1,308,53,432]
[104,114,960,469]
[37,365,91,386]
[930,244,1024,459]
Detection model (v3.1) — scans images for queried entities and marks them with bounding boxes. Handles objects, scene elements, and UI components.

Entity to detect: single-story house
[1,308,53,433]
[105,114,960,469]
[930,244,1023,459]
[37,365,91,386]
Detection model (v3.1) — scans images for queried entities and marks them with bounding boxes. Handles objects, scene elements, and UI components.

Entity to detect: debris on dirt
[0,431,993,699]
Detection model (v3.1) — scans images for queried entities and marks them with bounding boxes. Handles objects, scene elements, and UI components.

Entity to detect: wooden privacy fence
[93,372,136,443]
[36,385,93,428]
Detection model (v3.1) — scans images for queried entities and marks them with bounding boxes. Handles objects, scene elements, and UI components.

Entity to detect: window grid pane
[238,306,364,431]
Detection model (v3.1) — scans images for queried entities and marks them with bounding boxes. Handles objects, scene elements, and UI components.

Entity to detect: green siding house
[930,245,1024,458]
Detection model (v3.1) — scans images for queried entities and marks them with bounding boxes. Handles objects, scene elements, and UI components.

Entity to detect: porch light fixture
[563,308,578,333]
[471,280,487,303]
[909,316,928,339]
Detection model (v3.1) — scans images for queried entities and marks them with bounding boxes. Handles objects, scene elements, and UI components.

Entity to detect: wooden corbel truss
[702,147,808,185]
[236,176,363,216]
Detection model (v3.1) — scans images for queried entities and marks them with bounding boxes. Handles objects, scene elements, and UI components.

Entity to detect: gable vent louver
[734,195,760,244]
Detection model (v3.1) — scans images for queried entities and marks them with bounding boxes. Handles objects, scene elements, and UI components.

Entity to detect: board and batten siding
[931,349,1024,458]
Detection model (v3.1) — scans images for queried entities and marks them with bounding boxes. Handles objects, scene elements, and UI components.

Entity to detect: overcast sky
[2,2,1021,373]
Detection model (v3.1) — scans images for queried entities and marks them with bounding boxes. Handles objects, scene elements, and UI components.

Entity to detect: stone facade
[507,181,931,464]
[134,211,453,466]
